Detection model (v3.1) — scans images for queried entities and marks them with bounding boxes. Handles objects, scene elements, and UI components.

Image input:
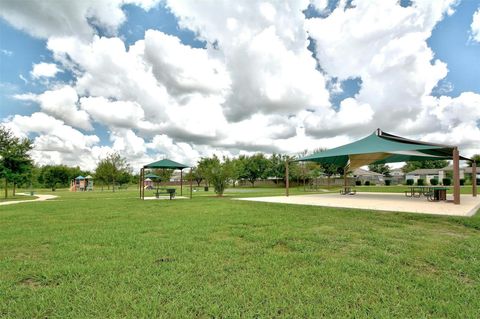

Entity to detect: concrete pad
[236,192,480,217]
[143,196,188,200]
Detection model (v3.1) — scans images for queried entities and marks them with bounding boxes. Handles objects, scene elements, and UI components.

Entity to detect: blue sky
[2,1,477,117]
[0,0,479,169]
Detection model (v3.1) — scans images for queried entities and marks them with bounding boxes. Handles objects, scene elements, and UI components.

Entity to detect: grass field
[1,186,479,318]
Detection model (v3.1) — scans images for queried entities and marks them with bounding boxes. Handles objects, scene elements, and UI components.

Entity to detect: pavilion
[139,159,192,200]
[287,129,477,204]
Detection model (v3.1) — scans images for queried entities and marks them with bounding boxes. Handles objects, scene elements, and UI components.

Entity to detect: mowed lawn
[1,188,479,318]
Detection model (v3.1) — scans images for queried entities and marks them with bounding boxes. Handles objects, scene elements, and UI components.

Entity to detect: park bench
[154,188,176,200]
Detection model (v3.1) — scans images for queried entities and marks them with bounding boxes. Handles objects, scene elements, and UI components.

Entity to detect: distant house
[405,166,475,184]
[390,168,404,177]
[405,168,443,184]
[352,168,384,184]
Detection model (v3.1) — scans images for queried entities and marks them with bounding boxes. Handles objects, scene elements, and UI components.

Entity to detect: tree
[197,157,217,187]
[0,126,33,198]
[94,152,131,192]
[402,160,449,173]
[468,154,480,166]
[202,155,234,196]
[154,169,174,183]
[189,167,204,187]
[368,163,391,177]
[239,153,270,187]
[264,153,299,185]
[40,165,70,191]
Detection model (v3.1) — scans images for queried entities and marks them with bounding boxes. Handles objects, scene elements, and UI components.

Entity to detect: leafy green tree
[402,160,449,173]
[239,153,270,187]
[40,165,70,191]
[201,155,234,196]
[0,126,33,198]
[265,153,299,184]
[368,163,391,177]
[468,154,480,166]
[188,167,204,187]
[197,157,217,187]
[94,152,131,192]
[153,169,174,183]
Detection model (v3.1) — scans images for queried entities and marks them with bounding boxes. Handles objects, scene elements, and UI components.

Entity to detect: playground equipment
[70,175,94,192]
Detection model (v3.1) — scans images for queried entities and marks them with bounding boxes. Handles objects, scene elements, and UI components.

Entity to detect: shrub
[385,180,391,186]
[355,180,362,186]
[460,178,465,186]
[364,181,370,186]
[442,178,451,186]
[430,178,439,186]
[370,182,376,186]
[477,178,480,186]
[406,179,414,186]
[417,179,425,186]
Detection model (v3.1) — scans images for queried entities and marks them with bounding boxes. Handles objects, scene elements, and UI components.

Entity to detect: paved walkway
[0,193,58,206]
[237,192,480,217]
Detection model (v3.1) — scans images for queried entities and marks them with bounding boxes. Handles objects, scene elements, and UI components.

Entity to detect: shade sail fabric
[143,158,189,169]
[297,129,470,170]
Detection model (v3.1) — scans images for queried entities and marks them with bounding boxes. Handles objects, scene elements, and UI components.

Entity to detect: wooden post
[139,168,143,199]
[453,147,460,205]
[473,161,477,197]
[141,168,145,200]
[180,169,183,196]
[190,168,193,199]
[285,160,289,197]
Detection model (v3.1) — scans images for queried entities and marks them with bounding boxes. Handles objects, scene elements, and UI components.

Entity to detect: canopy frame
[286,129,476,204]
[139,159,192,200]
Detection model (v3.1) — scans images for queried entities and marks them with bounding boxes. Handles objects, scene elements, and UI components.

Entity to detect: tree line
[2,125,479,198]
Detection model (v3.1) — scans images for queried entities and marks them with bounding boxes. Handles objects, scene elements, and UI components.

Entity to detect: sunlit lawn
[1,186,479,317]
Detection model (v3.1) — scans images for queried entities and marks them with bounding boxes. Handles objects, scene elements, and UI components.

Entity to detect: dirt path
[0,193,58,206]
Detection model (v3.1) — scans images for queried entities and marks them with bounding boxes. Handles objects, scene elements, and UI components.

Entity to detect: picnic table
[154,188,176,200]
[405,186,449,201]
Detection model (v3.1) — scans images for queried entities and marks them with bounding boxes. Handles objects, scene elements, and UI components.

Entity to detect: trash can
[204,186,209,191]
[30,191,35,196]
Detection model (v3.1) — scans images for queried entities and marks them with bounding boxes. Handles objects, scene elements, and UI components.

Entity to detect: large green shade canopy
[297,129,470,170]
[143,158,189,169]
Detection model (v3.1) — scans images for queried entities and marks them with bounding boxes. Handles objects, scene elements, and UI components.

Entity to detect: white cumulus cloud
[471,9,480,42]
[31,62,62,78]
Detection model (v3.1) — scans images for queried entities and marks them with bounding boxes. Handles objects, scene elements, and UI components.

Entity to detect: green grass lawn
[1,187,479,318]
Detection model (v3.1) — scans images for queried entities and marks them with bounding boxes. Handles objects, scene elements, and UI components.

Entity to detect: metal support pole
[453,147,460,205]
[472,161,477,197]
[190,168,193,199]
[139,168,142,199]
[180,169,183,196]
[285,160,289,197]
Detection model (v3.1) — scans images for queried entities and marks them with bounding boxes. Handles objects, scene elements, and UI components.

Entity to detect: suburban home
[352,168,384,184]
[405,168,444,184]
[405,165,477,184]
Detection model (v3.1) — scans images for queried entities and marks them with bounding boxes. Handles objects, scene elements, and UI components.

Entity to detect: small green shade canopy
[75,176,85,180]
[143,158,189,169]
[297,129,470,170]
[85,175,93,179]
[144,173,159,179]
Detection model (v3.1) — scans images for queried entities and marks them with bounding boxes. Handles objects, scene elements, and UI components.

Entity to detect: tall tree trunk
[13,182,16,196]
[112,178,115,192]
[4,179,7,198]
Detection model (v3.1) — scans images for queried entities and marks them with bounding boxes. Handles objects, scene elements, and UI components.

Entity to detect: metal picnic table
[405,186,449,201]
